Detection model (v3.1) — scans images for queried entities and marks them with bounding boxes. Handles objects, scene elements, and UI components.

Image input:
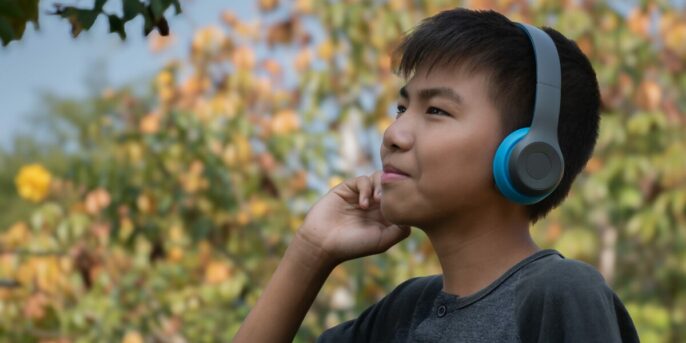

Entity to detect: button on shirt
[436,304,447,317]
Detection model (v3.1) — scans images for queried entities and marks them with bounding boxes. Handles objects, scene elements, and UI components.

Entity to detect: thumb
[378,225,412,251]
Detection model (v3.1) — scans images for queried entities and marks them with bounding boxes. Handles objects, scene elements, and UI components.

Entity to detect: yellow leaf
[122,331,144,343]
[1,222,30,248]
[294,0,313,13]
[249,198,269,217]
[317,39,335,60]
[149,31,176,53]
[664,23,686,57]
[232,46,256,70]
[259,0,279,12]
[221,11,238,28]
[236,210,250,226]
[627,8,650,37]
[168,247,184,262]
[136,193,155,214]
[270,109,300,135]
[139,112,162,134]
[205,261,232,284]
[192,26,225,53]
[235,134,253,164]
[119,218,134,241]
[156,70,173,88]
[294,48,312,72]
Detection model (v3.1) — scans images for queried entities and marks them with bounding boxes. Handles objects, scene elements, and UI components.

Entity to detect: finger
[357,175,373,208]
[336,176,363,203]
[372,171,383,201]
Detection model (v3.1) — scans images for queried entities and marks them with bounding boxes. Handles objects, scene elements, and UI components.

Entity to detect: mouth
[382,163,410,176]
[381,172,409,183]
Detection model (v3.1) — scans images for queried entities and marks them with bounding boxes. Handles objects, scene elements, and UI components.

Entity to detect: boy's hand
[296,170,412,266]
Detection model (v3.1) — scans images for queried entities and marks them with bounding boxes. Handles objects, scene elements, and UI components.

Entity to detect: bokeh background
[1,0,685,342]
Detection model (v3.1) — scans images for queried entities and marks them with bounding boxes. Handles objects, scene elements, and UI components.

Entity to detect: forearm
[233,231,337,343]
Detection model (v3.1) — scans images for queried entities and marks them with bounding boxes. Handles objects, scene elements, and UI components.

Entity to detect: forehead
[402,64,491,100]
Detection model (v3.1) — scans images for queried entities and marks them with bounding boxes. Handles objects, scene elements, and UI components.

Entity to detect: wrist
[289,230,339,272]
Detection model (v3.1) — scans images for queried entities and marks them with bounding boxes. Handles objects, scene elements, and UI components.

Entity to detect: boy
[234,8,639,342]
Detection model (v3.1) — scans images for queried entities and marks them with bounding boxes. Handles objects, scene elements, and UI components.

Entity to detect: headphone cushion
[493,127,548,205]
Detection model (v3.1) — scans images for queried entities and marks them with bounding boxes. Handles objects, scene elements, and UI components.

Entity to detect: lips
[382,163,410,176]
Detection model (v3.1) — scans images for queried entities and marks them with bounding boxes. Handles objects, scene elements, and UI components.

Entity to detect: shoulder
[514,253,620,324]
[514,253,639,342]
[520,254,606,291]
[516,252,611,300]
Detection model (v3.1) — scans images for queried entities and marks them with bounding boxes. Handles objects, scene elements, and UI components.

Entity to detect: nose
[381,115,413,152]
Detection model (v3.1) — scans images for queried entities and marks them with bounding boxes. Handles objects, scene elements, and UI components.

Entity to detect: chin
[380,201,412,226]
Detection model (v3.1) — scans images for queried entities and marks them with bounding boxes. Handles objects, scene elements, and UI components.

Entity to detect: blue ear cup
[493,22,564,205]
[493,128,550,205]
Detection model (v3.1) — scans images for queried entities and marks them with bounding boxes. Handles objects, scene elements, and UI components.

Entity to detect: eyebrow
[399,86,463,106]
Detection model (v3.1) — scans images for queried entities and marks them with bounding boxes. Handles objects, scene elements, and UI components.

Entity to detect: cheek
[418,138,496,201]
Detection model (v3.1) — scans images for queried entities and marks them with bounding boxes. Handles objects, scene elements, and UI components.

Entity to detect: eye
[395,104,406,118]
[427,106,451,116]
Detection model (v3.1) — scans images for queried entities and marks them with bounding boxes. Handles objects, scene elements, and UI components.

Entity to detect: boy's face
[379,64,506,228]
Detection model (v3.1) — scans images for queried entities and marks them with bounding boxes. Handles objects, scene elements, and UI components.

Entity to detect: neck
[422,201,539,297]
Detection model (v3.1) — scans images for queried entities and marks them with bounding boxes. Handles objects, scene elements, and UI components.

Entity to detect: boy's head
[380,8,600,224]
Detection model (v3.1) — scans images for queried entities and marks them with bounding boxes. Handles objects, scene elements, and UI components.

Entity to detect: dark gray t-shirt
[316,249,639,342]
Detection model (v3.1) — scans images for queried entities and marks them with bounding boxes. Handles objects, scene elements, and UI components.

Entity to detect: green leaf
[143,10,154,36]
[0,17,14,46]
[0,1,23,17]
[619,186,642,209]
[123,0,145,22]
[76,9,99,31]
[108,15,126,40]
[156,15,169,36]
[94,0,107,12]
[171,0,182,14]
[150,0,166,20]
[54,7,98,37]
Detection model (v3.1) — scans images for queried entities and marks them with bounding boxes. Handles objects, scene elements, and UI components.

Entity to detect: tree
[0,0,181,46]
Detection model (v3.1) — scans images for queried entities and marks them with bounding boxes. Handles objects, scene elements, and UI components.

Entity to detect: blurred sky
[3,0,685,152]
[0,1,257,150]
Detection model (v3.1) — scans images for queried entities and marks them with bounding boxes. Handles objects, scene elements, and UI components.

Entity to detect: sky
[0,1,257,149]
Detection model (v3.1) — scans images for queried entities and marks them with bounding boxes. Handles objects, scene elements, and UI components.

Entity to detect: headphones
[492,23,564,205]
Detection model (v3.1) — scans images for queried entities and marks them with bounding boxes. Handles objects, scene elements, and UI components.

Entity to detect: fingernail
[362,198,368,206]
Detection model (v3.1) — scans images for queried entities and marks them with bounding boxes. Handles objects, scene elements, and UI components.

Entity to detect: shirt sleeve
[316,275,433,343]
[515,258,640,343]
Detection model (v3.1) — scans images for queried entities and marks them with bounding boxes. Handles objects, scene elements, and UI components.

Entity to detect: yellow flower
[15,164,52,202]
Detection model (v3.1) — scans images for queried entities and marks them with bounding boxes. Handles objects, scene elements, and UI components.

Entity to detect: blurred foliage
[0,0,685,342]
[0,0,181,46]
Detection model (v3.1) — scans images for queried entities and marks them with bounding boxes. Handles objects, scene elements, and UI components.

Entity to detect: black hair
[392,8,601,224]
